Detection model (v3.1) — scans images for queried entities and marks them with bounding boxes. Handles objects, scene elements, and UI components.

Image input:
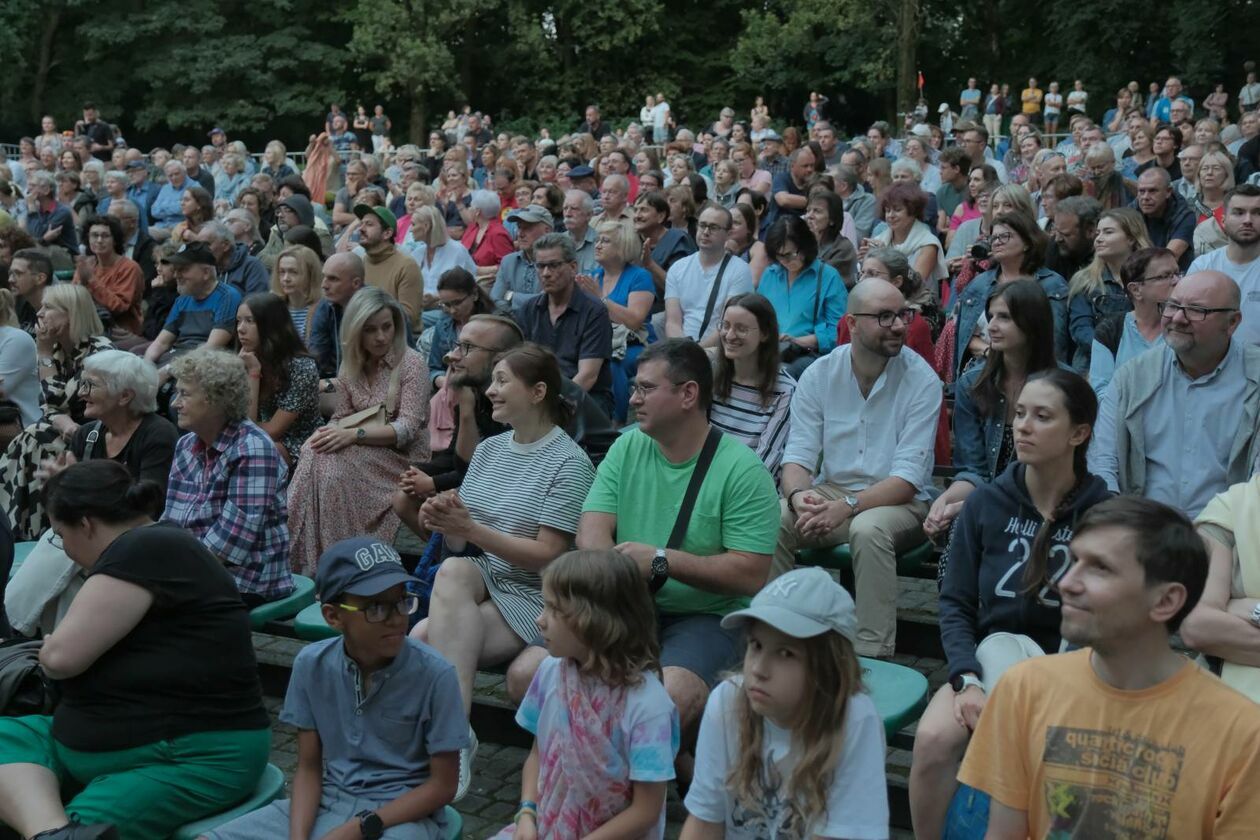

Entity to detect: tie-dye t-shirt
[497,655,679,839]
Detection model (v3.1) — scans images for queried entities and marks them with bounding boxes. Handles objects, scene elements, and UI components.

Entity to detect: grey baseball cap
[506,203,552,225]
[315,537,413,602]
[721,567,857,643]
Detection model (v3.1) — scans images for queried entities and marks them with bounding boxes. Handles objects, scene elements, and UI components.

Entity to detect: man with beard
[1189,185,1260,345]
[1089,271,1260,518]
[355,204,422,326]
[391,314,617,536]
[959,496,1260,839]
[1049,196,1102,280]
[773,279,942,658]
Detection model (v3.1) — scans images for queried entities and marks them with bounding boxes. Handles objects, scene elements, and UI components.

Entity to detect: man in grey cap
[758,130,790,179]
[204,536,470,835]
[490,204,552,312]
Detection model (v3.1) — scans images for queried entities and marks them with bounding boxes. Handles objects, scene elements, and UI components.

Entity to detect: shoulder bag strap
[81,420,104,460]
[696,254,733,341]
[666,427,723,550]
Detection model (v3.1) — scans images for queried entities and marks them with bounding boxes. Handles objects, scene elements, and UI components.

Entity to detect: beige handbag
[334,362,404,430]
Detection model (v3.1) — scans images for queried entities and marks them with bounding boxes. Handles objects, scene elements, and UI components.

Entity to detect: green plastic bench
[8,541,38,580]
[169,763,285,839]
[293,601,339,641]
[796,539,937,578]
[248,574,316,630]
[859,656,930,738]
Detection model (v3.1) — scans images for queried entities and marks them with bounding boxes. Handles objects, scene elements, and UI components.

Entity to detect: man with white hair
[195,220,268,297]
[591,174,631,227]
[563,189,598,272]
[23,171,77,254]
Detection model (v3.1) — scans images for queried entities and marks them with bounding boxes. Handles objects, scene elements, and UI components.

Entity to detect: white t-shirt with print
[684,679,890,839]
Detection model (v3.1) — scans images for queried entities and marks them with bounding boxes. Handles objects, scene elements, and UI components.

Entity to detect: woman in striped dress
[412,343,595,722]
[709,293,795,481]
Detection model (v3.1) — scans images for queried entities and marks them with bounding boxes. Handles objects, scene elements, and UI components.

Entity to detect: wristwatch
[950,673,985,694]
[356,810,384,840]
[356,427,367,443]
[843,494,860,515]
[1250,603,1260,628]
[649,548,670,593]
[37,357,55,369]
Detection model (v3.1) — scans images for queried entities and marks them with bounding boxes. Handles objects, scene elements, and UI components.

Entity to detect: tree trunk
[29,8,63,124]
[896,0,919,123]
[409,86,426,145]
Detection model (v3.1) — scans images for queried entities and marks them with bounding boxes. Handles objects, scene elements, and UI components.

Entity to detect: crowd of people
[1,68,1260,838]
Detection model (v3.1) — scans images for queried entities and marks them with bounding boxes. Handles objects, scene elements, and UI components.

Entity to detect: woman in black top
[0,461,270,839]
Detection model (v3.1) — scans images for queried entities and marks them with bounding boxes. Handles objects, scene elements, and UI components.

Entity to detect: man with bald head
[774,279,942,657]
[1090,270,1260,517]
[309,252,366,380]
[1133,167,1195,270]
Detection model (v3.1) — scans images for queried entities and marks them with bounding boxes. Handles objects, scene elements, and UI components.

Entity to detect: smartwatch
[356,810,384,840]
[950,673,985,694]
[649,548,669,593]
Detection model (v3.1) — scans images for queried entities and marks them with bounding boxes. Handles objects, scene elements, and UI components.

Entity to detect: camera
[970,240,991,261]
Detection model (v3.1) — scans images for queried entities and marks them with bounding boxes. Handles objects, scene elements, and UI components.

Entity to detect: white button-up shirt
[783,345,942,500]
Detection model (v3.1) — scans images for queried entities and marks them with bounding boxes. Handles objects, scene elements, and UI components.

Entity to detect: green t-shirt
[583,429,780,616]
[937,182,965,220]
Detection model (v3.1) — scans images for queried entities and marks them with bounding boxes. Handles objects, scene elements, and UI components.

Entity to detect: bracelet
[515,801,538,823]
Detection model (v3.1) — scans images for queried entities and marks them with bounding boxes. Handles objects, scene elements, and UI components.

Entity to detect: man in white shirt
[1189,184,1260,345]
[664,203,753,346]
[651,93,671,144]
[773,279,942,657]
[1240,72,1260,113]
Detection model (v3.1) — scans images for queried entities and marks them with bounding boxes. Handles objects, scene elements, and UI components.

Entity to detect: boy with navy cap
[206,537,467,840]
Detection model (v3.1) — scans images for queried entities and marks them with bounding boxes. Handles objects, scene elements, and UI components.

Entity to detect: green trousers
[0,715,270,840]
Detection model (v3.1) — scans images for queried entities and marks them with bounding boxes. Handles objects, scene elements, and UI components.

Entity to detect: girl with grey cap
[680,567,890,839]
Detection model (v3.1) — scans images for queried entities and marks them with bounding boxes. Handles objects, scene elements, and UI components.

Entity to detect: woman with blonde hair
[287,287,430,575]
[1067,208,1152,367]
[405,204,478,321]
[394,181,436,245]
[0,283,111,538]
[0,288,40,442]
[1193,150,1236,256]
[437,157,473,239]
[262,140,295,181]
[270,244,323,343]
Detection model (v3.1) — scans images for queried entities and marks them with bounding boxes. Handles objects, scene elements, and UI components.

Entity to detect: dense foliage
[0,0,1253,147]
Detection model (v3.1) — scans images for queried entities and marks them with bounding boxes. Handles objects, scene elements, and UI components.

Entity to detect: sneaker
[31,821,119,840]
[455,725,479,801]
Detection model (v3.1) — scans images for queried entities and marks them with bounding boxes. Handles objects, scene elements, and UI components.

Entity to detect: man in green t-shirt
[505,339,780,742]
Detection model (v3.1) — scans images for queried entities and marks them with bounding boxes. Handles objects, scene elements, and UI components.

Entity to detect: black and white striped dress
[458,425,596,641]
[708,368,796,480]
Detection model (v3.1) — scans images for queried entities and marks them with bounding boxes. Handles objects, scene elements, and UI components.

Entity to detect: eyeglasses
[697,222,730,233]
[718,321,755,337]
[776,249,802,262]
[1140,270,1181,285]
[630,380,680,399]
[989,232,1013,245]
[88,231,113,240]
[851,308,917,327]
[334,595,420,623]
[453,340,496,356]
[439,296,469,311]
[1157,301,1237,321]
[79,379,104,395]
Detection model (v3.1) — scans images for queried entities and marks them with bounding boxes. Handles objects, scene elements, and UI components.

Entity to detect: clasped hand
[421,490,473,537]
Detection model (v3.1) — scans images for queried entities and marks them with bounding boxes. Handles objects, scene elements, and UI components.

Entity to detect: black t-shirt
[52,523,268,751]
[70,413,181,498]
[79,120,114,161]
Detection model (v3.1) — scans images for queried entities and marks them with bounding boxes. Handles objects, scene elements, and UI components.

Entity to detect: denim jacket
[951,266,1071,381]
[953,359,1075,487]
[1067,267,1132,371]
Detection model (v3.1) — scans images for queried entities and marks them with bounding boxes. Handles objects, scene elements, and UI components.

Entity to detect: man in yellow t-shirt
[959,497,1260,839]
[1021,77,1044,121]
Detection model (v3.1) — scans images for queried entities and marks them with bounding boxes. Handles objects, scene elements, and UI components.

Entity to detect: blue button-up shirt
[757,258,847,353]
[281,637,468,804]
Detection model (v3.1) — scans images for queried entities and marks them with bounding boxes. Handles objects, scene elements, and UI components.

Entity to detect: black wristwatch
[649,547,670,592]
[356,810,384,840]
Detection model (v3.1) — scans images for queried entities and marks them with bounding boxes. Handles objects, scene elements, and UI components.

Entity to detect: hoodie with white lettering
[938,461,1112,683]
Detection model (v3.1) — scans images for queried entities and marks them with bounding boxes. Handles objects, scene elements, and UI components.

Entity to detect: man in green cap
[356,203,422,326]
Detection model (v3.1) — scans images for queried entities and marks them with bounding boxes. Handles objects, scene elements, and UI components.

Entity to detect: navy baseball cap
[568,165,596,180]
[315,537,413,601]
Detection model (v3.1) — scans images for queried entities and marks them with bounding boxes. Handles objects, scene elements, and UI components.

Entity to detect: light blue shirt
[1091,342,1245,516]
[757,259,847,353]
[1089,312,1165,399]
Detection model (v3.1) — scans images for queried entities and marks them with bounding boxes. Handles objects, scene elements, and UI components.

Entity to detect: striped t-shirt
[458,425,596,640]
[709,368,796,479]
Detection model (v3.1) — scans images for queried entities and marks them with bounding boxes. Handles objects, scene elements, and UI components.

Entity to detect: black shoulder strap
[696,254,733,341]
[667,428,722,550]
[81,420,104,460]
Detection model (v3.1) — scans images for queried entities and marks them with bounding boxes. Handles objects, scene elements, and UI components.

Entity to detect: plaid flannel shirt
[163,419,293,601]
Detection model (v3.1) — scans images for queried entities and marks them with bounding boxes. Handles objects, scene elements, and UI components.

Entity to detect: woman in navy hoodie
[909,368,1112,838]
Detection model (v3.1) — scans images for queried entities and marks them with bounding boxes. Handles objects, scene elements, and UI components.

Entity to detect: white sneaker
[455,726,478,801]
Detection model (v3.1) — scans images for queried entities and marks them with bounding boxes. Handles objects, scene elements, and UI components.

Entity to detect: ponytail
[43,460,164,525]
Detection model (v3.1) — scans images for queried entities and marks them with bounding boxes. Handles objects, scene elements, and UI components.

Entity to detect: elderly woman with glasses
[459,189,514,286]
[73,214,144,339]
[0,284,112,539]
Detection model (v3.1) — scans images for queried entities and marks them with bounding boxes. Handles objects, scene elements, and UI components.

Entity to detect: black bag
[778,276,823,363]
[0,639,55,716]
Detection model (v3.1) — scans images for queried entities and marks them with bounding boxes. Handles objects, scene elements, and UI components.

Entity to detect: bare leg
[391,490,425,540]
[663,666,710,731]
[505,645,548,705]
[0,763,69,837]
[909,683,972,840]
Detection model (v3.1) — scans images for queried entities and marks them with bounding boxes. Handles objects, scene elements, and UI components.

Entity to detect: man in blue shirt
[204,537,466,839]
[23,171,77,255]
[123,160,158,231]
[1151,76,1194,125]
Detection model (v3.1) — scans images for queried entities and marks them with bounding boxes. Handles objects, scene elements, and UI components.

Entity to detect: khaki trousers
[772,482,929,658]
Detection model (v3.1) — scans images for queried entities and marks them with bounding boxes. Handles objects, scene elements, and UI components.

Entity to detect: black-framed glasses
[79,378,104,395]
[335,595,419,623]
[453,340,496,356]
[851,308,917,327]
[1157,301,1237,322]
[1140,270,1181,285]
[776,249,802,262]
[439,296,469,311]
[697,222,730,234]
[989,232,1013,245]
